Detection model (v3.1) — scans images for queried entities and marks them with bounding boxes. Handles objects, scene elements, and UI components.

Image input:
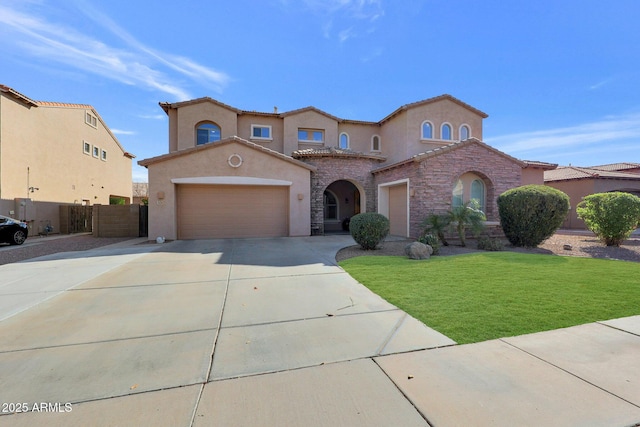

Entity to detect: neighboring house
[545,163,640,229]
[0,85,134,234]
[133,182,149,205]
[139,94,543,240]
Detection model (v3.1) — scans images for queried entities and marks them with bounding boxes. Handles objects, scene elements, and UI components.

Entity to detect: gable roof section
[0,84,38,107]
[292,146,386,161]
[160,97,242,114]
[138,136,317,172]
[372,138,524,174]
[279,106,342,122]
[545,166,640,182]
[589,162,640,172]
[379,94,489,124]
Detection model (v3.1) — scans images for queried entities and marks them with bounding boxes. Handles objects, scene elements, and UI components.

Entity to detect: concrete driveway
[0,236,639,426]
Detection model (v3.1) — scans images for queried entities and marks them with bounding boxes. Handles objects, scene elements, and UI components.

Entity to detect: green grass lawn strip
[339,252,640,344]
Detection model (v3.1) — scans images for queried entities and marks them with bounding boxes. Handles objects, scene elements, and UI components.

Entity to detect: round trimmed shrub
[497,185,569,248]
[349,212,390,250]
[576,192,640,246]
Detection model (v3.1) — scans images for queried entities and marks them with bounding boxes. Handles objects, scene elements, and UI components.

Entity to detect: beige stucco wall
[173,101,239,152]
[521,168,546,185]
[283,111,339,155]
[545,180,595,229]
[146,141,312,240]
[237,114,284,153]
[0,93,132,231]
[337,122,380,154]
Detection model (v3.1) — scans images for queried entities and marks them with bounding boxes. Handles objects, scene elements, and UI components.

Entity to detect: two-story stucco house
[0,85,134,234]
[139,94,546,240]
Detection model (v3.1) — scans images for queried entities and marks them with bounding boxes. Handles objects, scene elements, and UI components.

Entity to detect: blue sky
[1,0,639,182]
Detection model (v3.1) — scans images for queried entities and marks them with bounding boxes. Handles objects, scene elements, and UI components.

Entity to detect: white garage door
[177,184,289,239]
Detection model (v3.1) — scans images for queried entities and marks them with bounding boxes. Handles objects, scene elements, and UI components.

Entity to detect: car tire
[11,230,26,245]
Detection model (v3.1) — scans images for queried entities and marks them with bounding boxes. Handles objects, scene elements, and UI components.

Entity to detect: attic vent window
[85,111,97,128]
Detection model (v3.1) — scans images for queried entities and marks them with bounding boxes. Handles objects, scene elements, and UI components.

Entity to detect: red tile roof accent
[292,146,386,161]
[545,166,640,182]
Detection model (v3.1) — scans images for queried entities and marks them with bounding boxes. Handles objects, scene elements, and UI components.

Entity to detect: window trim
[250,124,273,141]
[441,123,452,140]
[339,132,350,149]
[459,124,470,141]
[371,134,381,152]
[83,140,91,155]
[298,128,324,144]
[323,189,339,221]
[85,111,97,128]
[101,149,107,162]
[421,120,434,140]
[196,121,222,146]
[92,145,100,159]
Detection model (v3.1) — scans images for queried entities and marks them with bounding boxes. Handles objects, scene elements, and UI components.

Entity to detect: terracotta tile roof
[292,146,386,161]
[588,162,640,172]
[372,138,524,173]
[0,84,38,106]
[544,166,640,182]
[379,94,489,124]
[279,106,342,122]
[523,160,558,170]
[36,101,93,109]
[139,136,316,171]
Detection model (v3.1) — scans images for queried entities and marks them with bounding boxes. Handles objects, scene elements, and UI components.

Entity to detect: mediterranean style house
[139,94,550,240]
[0,85,134,234]
[545,163,640,229]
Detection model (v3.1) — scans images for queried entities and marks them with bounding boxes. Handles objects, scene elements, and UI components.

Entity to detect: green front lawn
[339,252,640,344]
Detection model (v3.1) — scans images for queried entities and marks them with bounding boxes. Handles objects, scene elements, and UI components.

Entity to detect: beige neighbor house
[0,85,134,235]
[139,94,547,240]
[545,163,640,229]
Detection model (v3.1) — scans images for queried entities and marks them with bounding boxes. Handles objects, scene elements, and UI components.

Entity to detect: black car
[0,215,29,245]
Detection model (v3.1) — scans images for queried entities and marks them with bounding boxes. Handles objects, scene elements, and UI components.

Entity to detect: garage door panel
[177,185,289,239]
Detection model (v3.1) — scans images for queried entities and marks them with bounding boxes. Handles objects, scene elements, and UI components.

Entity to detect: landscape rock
[405,242,433,260]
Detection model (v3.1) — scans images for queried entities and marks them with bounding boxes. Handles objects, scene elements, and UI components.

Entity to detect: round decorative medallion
[228,153,243,168]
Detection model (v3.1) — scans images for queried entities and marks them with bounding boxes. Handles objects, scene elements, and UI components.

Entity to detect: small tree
[421,213,451,246]
[497,185,569,248]
[447,200,486,247]
[576,192,640,246]
[349,212,390,250]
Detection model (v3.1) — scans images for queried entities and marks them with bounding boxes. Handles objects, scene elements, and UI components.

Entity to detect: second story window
[441,123,452,140]
[197,122,221,145]
[298,129,324,143]
[460,125,470,141]
[339,132,349,149]
[371,135,381,152]
[251,124,272,140]
[85,111,97,128]
[421,121,433,139]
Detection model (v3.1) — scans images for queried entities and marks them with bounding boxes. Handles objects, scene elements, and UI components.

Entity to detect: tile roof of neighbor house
[372,138,525,174]
[1,84,135,159]
[544,166,640,182]
[138,136,317,172]
[159,94,486,125]
[588,162,640,172]
[291,146,387,161]
[523,160,558,170]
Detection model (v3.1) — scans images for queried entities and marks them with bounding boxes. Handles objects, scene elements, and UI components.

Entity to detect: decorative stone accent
[405,241,433,260]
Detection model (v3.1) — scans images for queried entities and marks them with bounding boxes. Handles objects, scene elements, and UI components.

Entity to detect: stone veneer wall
[374,143,522,238]
[299,157,383,235]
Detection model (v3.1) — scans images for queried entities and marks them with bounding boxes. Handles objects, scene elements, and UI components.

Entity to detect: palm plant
[448,200,486,247]
[421,213,451,246]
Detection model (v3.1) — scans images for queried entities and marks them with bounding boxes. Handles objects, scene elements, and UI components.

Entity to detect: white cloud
[487,112,640,162]
[111,129,136,136]
[0,3,230,101]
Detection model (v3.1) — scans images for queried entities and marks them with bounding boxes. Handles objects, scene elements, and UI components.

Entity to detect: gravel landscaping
[336,231,640,263]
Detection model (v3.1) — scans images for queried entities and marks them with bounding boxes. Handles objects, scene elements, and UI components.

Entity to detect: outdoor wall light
[157,191,165,200]
[297,193,304,200]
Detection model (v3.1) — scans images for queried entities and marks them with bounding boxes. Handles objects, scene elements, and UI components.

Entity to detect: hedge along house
[139,95,542,240]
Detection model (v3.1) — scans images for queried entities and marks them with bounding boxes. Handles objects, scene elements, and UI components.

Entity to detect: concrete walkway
[0,236,639,426]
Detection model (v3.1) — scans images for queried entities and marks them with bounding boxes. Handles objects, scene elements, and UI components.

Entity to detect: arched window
[471,179,485,210]
[339,132,349,149]
[460,125,470,141]
[452,179,463,208]
[324,190,338,220]
[371,135,381,152]
[441,123,452,140]
[196,122,221,145]
[421,121,433,139]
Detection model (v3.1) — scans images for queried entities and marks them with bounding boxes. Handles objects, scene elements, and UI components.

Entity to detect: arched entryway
[323,180,362,233]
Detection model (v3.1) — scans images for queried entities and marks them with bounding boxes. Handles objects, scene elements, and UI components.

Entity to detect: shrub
[576,192,640,246]
[477,237,504,251]
[418,233,440,255]
[421,213,450,246]
[497,185,569,248]
[349,212,390,250]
